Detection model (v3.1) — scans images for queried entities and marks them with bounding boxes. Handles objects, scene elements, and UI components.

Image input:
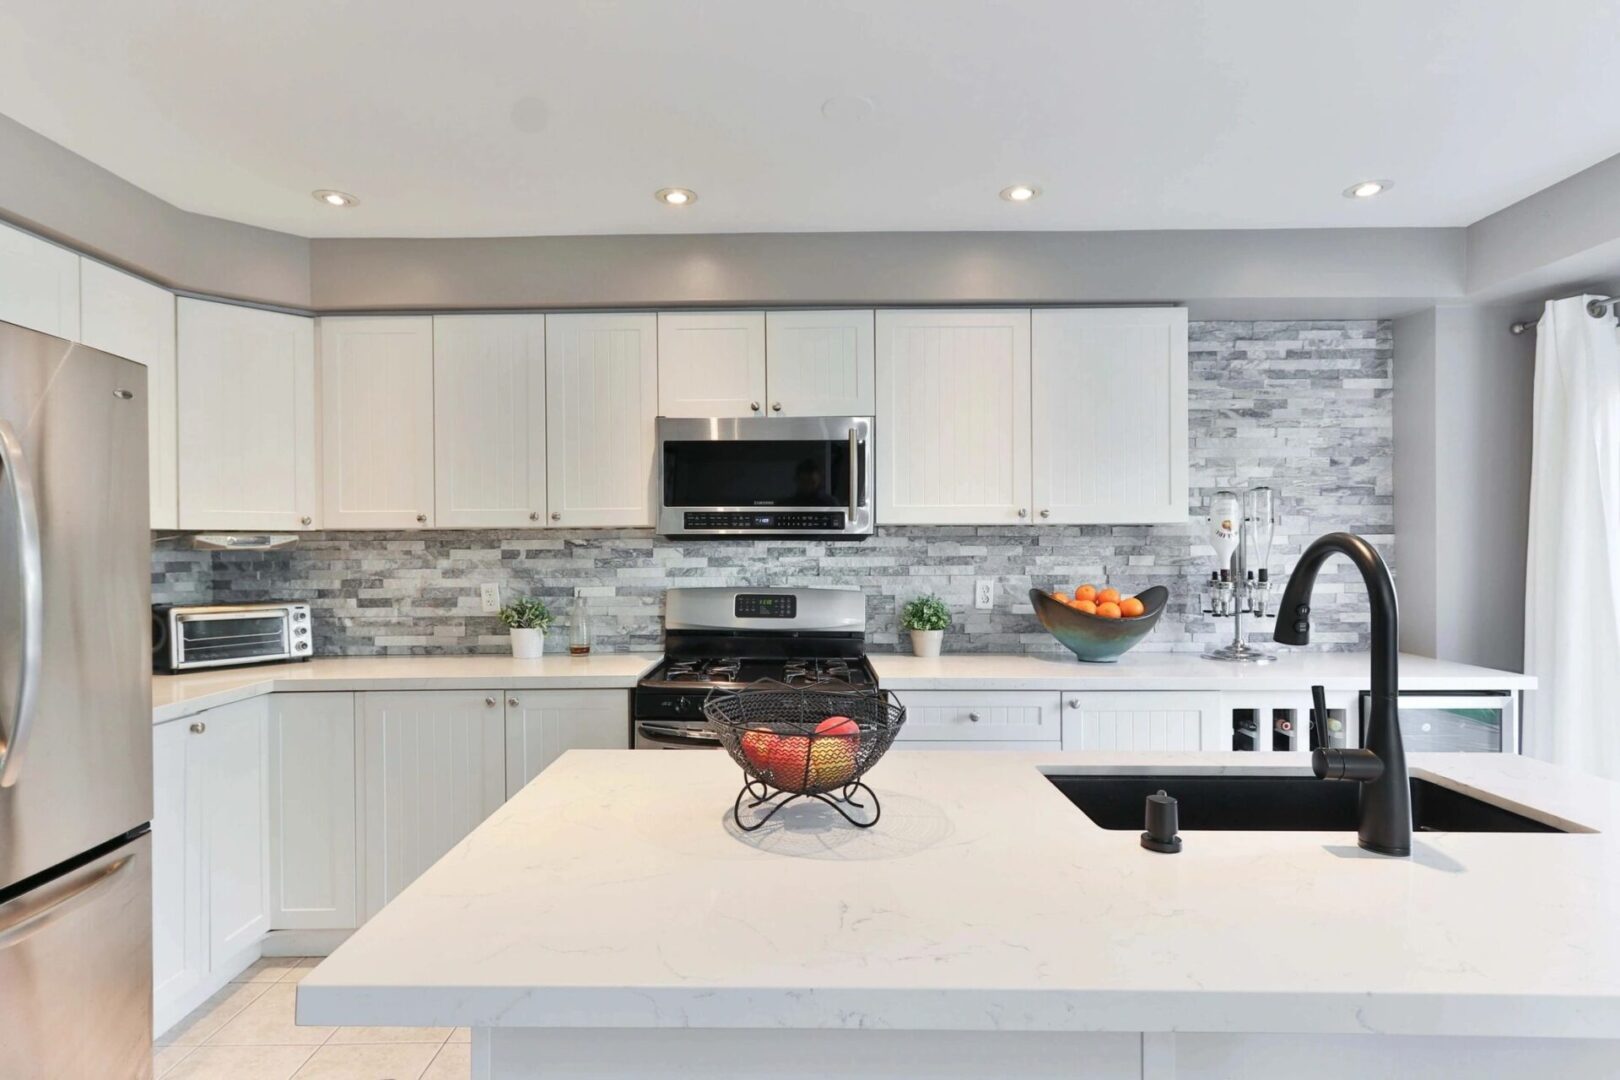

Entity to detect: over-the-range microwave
[656,415,874,538]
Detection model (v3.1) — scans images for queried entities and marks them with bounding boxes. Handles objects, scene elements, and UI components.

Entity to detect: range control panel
[734,593,798,619]
[683,512,846,531]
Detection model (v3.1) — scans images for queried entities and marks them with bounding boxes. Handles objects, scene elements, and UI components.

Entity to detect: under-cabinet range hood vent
[190,533,299,552]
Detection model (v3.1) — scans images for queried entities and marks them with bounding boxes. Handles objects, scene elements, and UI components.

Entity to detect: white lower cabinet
[358,691,507,919]
[1061,692,1223,751]
[268,693,358,930]
[890,691,1063,747]
[504,690,630,798]
[151,697,271,1035]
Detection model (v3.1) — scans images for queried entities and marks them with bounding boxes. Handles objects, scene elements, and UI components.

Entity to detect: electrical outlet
[479,583,502,614]
[974,578,995,611]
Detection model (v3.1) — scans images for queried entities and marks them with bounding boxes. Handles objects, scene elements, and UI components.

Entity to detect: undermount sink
[1046,772,1570,834]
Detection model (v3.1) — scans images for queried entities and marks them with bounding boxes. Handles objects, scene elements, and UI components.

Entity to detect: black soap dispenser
[1141,789,1182,853]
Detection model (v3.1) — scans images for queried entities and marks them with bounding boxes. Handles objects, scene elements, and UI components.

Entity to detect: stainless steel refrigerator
[0,319,154,1078]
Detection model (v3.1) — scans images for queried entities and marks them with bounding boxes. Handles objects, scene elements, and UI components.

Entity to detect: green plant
[901,594,951,632]
[498,597,553,632]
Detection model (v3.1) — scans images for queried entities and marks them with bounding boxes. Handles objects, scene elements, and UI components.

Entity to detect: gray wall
[1393,304,1535,670]
[153,320,1392,657]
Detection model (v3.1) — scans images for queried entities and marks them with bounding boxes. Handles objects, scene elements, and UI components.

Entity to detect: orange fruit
[1074,585,1098,603]
[1073,599,1098,615]
[1120,596,1145,618]
[1050,590,1071,603]
[1097,587,1121,605]
[1095,601,1122,619]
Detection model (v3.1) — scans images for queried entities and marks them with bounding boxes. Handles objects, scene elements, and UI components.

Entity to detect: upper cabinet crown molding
[80,259,178,529]
[0,220,80,341]
[319,316,436,529]
[545,312,658,528]
[876,308,1033,525]
[657,311,766,418]
[1031,307,1188,524]
[432,314,547,528]
[764,309,875,417]
[177,298,319,531]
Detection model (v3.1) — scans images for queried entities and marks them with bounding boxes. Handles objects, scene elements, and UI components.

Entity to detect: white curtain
[1524,296,1620,777]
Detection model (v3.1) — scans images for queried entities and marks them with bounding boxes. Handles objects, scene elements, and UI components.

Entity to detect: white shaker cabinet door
[151,718,206,1033]
[1031,308,1188,524]
[0,220,79,340]
[433,314,547,527]
[319,316,437,529]
[1061,692,1221,751]
[79,259,178,529]
[765,309,875,417]
[504,690,630,798]
[177,299,319,530]
[545,313,659,527]
[876,309,1032,525]
[657,311,766,418]
[268,693,358,931]
[358,691,506,919]
[198,698,272,967]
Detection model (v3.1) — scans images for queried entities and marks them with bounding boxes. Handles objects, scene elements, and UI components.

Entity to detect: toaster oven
[152,602,313,672]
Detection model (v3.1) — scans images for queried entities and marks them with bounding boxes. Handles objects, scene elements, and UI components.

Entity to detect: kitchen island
[297,748,1620,1079]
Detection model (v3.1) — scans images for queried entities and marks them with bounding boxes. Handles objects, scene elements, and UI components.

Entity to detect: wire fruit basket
[703,681,906,831]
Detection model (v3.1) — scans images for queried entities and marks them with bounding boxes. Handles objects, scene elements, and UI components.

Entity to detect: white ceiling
[2,0,1618,239]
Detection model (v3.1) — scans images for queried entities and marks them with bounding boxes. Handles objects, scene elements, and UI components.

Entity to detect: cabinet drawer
[891,691,1061,742]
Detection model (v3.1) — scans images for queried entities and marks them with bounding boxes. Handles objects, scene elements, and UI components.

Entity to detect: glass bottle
[568,591,592,656]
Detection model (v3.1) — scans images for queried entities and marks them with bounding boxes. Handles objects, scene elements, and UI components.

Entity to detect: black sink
[1046,772,1568,834]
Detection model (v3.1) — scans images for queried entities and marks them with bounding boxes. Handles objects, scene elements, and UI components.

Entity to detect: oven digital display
[734,594,797,619]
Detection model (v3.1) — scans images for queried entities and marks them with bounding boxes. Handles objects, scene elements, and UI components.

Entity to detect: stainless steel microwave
[152,602,313,672]
[656,416,874,538]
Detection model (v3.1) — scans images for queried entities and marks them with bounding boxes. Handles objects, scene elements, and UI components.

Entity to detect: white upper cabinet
[545,313,658,527]
[765,309,875,417]
[0,220,79,340]
[1031,308,1189,524]
[876,309,1032,525]
[177,299,319,531]
[657,312,766,417]
[79,260,178,529]
[433,315,547,528]
[319,316,436,529]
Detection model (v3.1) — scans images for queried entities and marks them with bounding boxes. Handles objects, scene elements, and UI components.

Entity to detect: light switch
[974,578,995,611]
[479,583,502,614]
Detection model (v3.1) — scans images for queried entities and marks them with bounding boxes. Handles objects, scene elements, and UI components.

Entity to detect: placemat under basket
[703,681,906,831]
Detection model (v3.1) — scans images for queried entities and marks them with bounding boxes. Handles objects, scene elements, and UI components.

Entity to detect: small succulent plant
[498,597,553,632]
[900,594,951,632]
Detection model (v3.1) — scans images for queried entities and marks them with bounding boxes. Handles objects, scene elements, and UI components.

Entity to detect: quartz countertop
[296,749,1618,1039]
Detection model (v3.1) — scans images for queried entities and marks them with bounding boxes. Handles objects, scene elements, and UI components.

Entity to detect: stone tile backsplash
[152,320,1392,656]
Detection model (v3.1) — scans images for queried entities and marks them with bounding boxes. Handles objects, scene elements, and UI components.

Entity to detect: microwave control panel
[682,511,846,531]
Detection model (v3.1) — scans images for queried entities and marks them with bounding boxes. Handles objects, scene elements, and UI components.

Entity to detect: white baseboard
[260,927,352,957]
[153,940,262,1039]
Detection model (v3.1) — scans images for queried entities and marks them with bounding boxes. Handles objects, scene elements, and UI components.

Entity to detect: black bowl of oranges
[1028,584,1168,663]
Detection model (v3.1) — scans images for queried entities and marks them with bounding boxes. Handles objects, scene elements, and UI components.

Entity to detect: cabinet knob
[189,722,206,734]
[529,511,540,521]
[415,513,428,524]
[771,402,782,413]
[1040,509,1050,519]
[551,512,562,522]
[1067,699,1080,708]
[750,401,761,412]
[485,696,497,707]
[508,697,519,707]
[300,516,312,527]
[1017,508,1028,518]
[968,712,981,723]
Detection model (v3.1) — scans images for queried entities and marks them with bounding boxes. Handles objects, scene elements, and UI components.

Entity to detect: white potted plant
[901,594,950,658]
[499,597,553,660]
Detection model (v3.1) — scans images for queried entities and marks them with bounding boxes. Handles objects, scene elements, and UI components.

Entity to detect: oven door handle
[636,722,722,748]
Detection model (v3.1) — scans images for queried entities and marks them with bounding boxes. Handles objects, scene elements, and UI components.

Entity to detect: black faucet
[1272,532,1411,857]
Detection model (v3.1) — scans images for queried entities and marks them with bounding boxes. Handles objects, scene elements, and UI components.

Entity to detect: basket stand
[733,774,882,832]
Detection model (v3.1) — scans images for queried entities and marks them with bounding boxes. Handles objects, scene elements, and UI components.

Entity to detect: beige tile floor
[154,958,470,1080]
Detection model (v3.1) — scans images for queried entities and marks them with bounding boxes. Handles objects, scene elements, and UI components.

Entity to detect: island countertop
[297,748,1618,1042]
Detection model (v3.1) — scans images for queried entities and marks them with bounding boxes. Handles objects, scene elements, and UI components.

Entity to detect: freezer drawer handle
[0,419,43,788]
[0,849,135,951]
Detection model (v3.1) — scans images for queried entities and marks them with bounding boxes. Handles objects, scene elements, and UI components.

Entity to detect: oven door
[172,609,293,670]
[634,720,724,750]
[656,416,874,536]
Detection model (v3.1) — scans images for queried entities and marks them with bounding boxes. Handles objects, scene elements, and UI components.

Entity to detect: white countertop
[871,651,1535,691]
[151,654,661,723]
[152,651,1531,723]
[298,749,1618,1040]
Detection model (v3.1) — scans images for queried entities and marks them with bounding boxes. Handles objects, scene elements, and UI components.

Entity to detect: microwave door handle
[848,427,859,518]
[0,420,43,789]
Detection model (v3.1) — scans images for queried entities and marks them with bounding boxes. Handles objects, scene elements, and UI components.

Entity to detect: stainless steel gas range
[633,587,876,749]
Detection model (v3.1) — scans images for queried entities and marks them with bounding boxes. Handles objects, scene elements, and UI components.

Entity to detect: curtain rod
[1509,296,1614,335]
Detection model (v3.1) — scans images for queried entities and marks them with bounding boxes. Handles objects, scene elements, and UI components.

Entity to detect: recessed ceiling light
[655,187,697,206]
[1343,179,1392,199]
[312,189,359,208]
[1000,184,1040,203]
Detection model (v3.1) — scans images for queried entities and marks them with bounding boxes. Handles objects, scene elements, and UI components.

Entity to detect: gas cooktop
[639,655,876,693]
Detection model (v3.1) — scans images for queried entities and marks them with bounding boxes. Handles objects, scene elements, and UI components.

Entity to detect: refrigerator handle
[0,848,136,951]
[0,419,43,788]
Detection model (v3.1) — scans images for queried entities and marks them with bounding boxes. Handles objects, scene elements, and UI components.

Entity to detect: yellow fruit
[809,735,857,788]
